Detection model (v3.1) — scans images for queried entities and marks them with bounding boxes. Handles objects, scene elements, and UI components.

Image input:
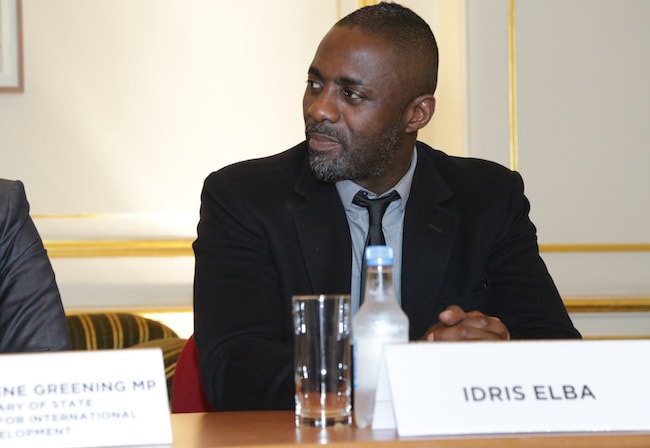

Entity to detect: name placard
[0,349,172,447]
[373,340,650,437]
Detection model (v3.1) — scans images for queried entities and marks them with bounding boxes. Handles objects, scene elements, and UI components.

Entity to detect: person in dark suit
[0,179,70,352]
[193,2,580,411]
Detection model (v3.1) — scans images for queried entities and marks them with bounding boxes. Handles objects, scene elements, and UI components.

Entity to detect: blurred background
[1,0,648,338]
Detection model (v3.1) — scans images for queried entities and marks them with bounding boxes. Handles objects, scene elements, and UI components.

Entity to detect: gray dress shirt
[336,149,417,314]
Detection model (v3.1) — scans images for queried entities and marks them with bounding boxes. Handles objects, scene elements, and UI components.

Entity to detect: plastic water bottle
[352,245,409,428]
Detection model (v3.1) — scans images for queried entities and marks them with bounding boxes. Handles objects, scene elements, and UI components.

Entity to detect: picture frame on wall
[0,0,23,92]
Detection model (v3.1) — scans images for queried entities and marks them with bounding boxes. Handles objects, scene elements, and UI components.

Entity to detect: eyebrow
[308,66,365,87]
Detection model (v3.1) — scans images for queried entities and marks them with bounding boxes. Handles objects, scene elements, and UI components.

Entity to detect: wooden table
[170,411,650,447]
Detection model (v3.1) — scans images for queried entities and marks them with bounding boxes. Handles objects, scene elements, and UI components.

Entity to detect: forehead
[309,26,400,86]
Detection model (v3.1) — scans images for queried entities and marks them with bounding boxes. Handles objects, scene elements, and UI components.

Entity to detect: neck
[357,141,416,195]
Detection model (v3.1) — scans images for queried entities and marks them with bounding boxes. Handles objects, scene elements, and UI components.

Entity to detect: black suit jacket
[193,141,580,411]
[0,179,70,352]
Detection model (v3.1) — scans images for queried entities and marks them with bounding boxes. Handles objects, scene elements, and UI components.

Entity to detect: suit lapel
[292,159,352,295]
[401,145,458,338]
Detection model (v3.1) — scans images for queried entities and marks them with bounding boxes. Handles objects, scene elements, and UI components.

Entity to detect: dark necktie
[353,190,400,304]
[352,190,401,246]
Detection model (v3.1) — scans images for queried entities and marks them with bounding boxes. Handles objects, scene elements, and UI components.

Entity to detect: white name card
[0,349,172,447]
[373,339,650,437]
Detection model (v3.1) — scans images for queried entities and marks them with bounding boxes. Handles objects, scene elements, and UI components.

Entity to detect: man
[194,2,580,411]
[0,179,70,352]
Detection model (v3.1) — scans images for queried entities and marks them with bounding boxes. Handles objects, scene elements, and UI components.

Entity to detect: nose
[304,88,340,123]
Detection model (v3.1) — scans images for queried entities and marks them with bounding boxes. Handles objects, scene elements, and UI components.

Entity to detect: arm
[421,170,580,341]
[483,172,580,339]
[193,172,294,411]
[0,180,70,352]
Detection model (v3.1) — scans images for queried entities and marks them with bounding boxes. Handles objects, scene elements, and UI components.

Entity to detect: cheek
[343,110,386,140]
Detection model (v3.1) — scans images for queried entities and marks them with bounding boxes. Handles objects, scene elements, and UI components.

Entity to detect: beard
[307,121,402,183]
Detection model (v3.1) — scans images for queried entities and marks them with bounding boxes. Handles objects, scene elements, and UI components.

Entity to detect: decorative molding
[32,213,123,220]
[508,0,518,171]
[563,298,650,313]
[43,239,193,258]
[583,335,650,340]
[42,239,650,258]
[540,243,650,253]
[67,300,649,315]
[64,299,650,314]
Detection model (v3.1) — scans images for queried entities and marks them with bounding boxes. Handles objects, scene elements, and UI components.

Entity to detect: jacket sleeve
[0,180,71,352]
[485,171,581,339]
[193,172,294,411]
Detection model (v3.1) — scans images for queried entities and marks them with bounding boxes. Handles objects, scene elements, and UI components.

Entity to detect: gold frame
[563,298,650,313]
[0,0,24,92]
[508,0,519,171]
[43,239,193,258]
[540,244,650,253]
[42,239,650,259]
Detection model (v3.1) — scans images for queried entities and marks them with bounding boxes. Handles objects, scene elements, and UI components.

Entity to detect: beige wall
[0,0,648,338]
[2,0,346,335]
[465,0,650,337]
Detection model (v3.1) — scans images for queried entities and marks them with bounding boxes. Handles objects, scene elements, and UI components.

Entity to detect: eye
[306,79,323,91]
[343,89,362,101]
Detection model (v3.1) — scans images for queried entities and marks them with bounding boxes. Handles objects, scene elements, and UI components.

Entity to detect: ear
[404,94,436,134]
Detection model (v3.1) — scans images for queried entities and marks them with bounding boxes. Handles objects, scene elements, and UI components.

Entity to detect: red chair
[171,334,214,413]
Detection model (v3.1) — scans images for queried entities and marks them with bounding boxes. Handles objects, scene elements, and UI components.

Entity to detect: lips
[308,132,342,152]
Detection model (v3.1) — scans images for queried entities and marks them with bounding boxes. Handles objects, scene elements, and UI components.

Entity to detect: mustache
[305,124,345,143]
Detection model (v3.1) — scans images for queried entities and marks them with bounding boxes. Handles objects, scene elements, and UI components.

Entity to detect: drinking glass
[292,294,352,427]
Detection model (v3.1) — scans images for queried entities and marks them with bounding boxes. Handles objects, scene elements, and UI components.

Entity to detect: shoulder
[0,178,28,204]
[417,142,516,178]
[416,142,523,195]
[203,142,307,192]
[0,179,40,269]
[0,179,30,229]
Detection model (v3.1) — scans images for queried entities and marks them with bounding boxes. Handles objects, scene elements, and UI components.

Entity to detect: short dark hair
[336,2,439,94]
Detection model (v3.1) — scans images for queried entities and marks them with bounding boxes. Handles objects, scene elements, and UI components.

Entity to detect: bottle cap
[365,245,394,266]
